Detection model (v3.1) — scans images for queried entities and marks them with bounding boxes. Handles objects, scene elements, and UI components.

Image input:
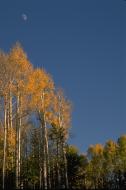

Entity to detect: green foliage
[66,145,88,189]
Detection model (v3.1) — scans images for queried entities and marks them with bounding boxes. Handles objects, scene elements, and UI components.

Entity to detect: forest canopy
[0,43,126,190]
[0,43,71,189]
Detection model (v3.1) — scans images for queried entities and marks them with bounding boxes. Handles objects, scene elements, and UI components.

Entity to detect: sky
[0,0,126,152]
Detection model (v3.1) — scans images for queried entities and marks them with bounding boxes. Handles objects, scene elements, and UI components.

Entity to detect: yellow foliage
[104,140,117,155]
[26,68,55,121]
[9,43,32,75]
[51,89,72,130]
[89,144,104,157]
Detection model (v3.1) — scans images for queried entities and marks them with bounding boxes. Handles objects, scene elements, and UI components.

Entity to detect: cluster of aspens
[0,43,72,189]
[66,135,126,190]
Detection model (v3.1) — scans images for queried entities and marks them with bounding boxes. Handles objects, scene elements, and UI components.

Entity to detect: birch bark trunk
[9,91,14,169]
[3,95,7,189]
[42,115,47,190]
[62,142,69,189]
[16,87,21,189]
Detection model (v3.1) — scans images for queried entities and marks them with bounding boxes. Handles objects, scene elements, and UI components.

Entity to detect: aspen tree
[51,89,71,189]
[9,43,32,189]
[26,68,54,189]
[0,43,72,189]
[0,52,10,189]
[87,144,104,189]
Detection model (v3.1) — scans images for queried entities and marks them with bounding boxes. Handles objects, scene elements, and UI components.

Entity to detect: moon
[22,14,28,21]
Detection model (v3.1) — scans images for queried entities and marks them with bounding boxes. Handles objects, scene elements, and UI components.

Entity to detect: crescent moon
[22,14,28,21]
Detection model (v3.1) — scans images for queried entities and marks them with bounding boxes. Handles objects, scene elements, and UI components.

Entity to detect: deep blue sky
[0,0,126,152]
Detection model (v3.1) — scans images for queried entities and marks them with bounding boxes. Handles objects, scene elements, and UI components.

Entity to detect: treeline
[0,43,71,189]
[67,135,126,189]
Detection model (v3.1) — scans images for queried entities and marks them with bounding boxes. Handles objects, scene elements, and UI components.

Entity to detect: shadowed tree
[50,89,72,189]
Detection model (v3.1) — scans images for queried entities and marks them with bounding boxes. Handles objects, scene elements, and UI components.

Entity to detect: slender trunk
[9,92,14,169]
[57,97,62,189]
[42,116,47,190]
[40,92,48,189]
[16,87,21,189]
[9,91,13,129]
[3,95,7,189]
[44,117,51,189]
[6,96,9,174]
[18,102,21,188]
[16,95,19,189]
[62,142,69,189]
[39,138,42,189]
[18,95,21,188]
[16,132,19,189]
[25,135,28,189]
[40,111,48,190]
[56,139,61,189]
[7,96,10,130]
[39,168,42,189]
[52,157,56,189]
[43,141,47,190]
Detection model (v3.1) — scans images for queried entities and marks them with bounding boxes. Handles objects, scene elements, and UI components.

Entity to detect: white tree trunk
[18,99,21,188]
[39,140,42,189]
[44,118,51,189]
[42,117,47,190]
[43,143,47,190]
[57,140,61,189]
[62,143,69,189]
[40,112,48,190]
[40,92,49,189]
[16,94,19,189]
[16,88,21,189]
[9,92,14,168]
[9,91,13,129]
[3,95,7,189]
